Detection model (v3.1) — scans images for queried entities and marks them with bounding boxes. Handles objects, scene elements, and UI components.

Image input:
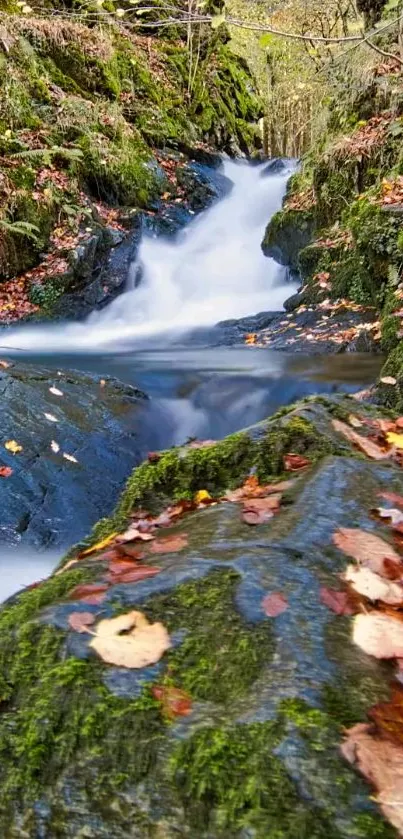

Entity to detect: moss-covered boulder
[0,396,401,837]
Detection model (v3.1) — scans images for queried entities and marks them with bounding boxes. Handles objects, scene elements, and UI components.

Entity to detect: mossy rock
[262,208,316,271]
[0,396,400,836]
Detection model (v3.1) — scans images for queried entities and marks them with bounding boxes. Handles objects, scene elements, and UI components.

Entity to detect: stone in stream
[0,395,398,837]
[0,361,152,549]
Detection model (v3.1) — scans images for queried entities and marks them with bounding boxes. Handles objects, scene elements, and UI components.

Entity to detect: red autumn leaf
[262,591,288,617]
[69,583,109,601]
[106,566,162,584]
[0,466,13,478]
[68,611,95,633]
[283,453,311,471]
[319,586,356,615]
[118,544,146,560]
[148,451,161,464]
[383,557,403,580]
[108,558,141,577]
[396,418,403,430]
[151,685,192,718]
[226,477,294,502]
[148,534,188,554]
[368,685,403,747]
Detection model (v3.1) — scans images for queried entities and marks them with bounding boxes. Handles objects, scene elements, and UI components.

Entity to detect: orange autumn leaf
[79,533,118,558]
[152,685,192,718]
[148,534,188,554]
[283,453,311,471]
[245,332,257,345]
[368,685,403,747]
[331,418,390,460]
[106,566,162,584]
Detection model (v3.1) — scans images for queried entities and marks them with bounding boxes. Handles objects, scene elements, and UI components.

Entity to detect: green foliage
[0,219,40,243]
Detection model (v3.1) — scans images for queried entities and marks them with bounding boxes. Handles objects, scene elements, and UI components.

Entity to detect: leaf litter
[89,610,171,669]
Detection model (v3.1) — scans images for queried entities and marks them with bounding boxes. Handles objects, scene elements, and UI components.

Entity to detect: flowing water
[0,160,297,352]
[0,159,384,599]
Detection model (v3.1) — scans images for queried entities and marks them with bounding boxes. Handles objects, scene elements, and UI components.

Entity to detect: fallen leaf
[319,586,356,615]
[89,610,171,668]
[369,685,403,747]
[44,413,58,423]
[262,591,288,617]
[147,451,161,464]
[348,414,363,428]
[0,466,13,478]
[353,613,403,658]
[0,359,11,368]
[245,332,257,344]
[345,565,403,605]
[148,534,188,554]
[387,432,403,450]
[194,489,212,504]
[380,376,397,385]
[68,611,95,633]
[375,507,403,526]
[69,583,109,604]
[331,419,390,460]
[49,386,63,396]
[5,440,22,454]
[333,528,401,575]
[63,452,78,463]
[341,723,403,836]
[116,524,154,543]
[152,685,192,717]
[284,453,311,471]
[50,440,60,453]
[106,566,161,584]
[107,558,140,576]
[117,544,146,560]
[80,533,118,557]
[225,477,294,502]
[242,507,274,525]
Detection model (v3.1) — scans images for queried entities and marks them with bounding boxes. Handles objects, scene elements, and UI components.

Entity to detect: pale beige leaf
[345,565,403,605]
[44,412,58,423]
[333,528,401,575]
[376,507,403,526]
[341,723,403,836]
[90,609,170,668]
[331,419,390,460]
[380,376,397,386]
[49,386,64,396]
[353,613,403,659]
[116,525,154,543]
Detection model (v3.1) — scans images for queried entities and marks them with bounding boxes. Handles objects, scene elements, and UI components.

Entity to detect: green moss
[258,416,334,478]
[262,207,315,271]
[147,569,273,704]
[171,720,343,837]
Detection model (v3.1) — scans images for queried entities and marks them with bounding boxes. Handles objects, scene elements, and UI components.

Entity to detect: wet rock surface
[0,396,399,838]
[214,301,380,353]
[0,362,153,548]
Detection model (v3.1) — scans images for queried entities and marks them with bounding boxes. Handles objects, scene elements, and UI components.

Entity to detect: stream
[0,159,383,599]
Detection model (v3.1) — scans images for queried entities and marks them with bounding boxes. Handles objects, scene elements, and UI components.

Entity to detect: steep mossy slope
[262,28,403,407]
[0,0,261,291]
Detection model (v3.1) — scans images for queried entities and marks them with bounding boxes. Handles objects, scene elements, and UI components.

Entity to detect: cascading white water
[0,159,297,353]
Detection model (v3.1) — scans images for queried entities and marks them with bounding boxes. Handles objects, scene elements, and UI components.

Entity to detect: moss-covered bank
[0,0,261,309]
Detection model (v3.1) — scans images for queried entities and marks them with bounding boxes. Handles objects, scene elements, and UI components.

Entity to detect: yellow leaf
[5,440,22,454]
[245,333,257,345]
[89,610,171,668]
[387,432,403,449]
[195,489,211,504]
[80,532,118,557]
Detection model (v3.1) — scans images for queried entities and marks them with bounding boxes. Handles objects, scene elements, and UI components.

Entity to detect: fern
[11,146,83,164]
[0,219,41,243]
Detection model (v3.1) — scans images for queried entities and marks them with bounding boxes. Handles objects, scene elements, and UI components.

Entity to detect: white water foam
[0,159,297,353]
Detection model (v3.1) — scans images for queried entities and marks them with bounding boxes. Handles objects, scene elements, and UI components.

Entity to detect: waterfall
[0,159,297,353]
